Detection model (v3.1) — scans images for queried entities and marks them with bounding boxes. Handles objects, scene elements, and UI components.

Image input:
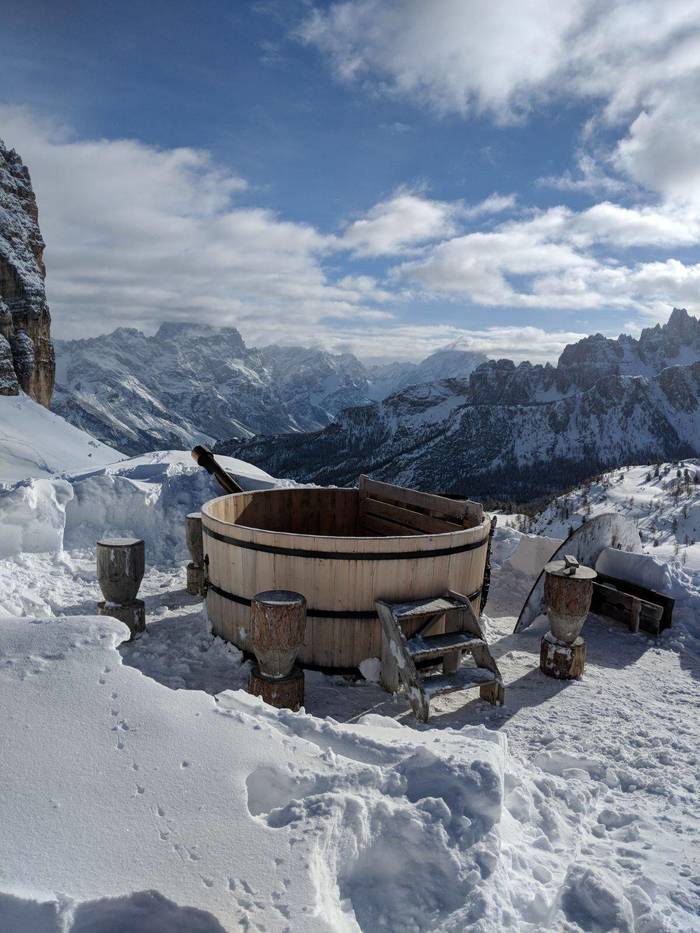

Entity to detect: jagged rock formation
[220,310,700,503]
[53,325,486,455]
[0,140,55,405]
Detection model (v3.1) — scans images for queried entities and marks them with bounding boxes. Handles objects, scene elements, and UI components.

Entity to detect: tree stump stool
[185,512,205,597]
[540,632,586,679]
[249,664,304,711]
[248,590,306,710]
[96,538,146,640]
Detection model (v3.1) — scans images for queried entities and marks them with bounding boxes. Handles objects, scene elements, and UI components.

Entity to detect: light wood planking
[202,485,490,670]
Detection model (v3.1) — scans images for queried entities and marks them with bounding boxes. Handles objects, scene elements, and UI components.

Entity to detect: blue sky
[2,0,700,361]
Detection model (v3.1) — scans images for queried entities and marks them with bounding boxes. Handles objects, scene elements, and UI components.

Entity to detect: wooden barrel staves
[201,483,490,670]
[96,537,146,639]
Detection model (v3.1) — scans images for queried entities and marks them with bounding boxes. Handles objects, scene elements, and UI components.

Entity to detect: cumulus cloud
[340,189,459,256]
[340,189,516,257]
[3,103,699,364]
[399,205,700,317]
[300,0,585,121]
[0,106,391,342]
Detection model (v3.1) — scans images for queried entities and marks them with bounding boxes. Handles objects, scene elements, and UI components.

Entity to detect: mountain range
[217,309,700,504]
[52,324,487,454]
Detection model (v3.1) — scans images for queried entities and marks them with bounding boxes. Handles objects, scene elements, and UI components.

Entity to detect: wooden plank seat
[359,475,483,536]
[376,590,504,722]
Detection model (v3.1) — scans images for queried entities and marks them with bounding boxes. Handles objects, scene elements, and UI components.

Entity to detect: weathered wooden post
[540,554,596,679]
[248,590,306,710]
[96,537,146,639]
[185,512,205,597]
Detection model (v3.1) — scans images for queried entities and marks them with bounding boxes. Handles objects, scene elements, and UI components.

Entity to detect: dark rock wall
[0,140,55,405]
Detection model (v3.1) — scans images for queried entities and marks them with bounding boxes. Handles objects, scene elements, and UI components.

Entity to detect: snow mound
[0,477,73,558]
[490,525,562,578]
[0,394,119,485]
[0,614,525,932]
[596,547,679,597]
[0,450,282,563]
[64,451,280,563]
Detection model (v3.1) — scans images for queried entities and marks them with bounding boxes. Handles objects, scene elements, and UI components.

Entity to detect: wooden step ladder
[376,591,504,722]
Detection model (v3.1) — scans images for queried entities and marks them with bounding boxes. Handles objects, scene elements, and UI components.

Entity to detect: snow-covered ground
[0,393,119,485]
[0,430,699,931]
[532,460,700,572]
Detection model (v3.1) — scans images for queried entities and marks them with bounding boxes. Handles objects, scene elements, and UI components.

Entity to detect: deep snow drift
[0,448,280,562]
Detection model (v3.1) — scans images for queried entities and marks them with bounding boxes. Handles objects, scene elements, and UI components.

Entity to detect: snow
[0,448,280,562]
[595,547,680,597]
[0,394,119,485]
[533,460,700,572]
[0,452,698,930]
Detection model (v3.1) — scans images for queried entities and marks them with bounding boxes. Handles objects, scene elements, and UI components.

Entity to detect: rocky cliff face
[0,141,55,406]
[220,311,700,503]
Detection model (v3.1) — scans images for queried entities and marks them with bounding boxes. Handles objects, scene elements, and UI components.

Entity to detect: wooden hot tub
[201,476,491,670]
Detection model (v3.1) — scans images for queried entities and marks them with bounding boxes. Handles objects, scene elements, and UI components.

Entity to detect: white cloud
[317,323,588,364]
[538,152,629,196]
[0,106,391,342]
[613,75,700,204]
[399,205,700,316]
[462,193,517,220]
[300,0,585,121]
[301,0,700,200]
[340,189,458,257]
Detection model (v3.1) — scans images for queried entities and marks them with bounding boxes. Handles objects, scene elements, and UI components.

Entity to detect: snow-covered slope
[532,459,700,570]
[0,502,697,930]
[0,393,119,485]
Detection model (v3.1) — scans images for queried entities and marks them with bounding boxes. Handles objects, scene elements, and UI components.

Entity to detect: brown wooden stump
[98,599,146,640]
[186,562,205,597]
[96,538,145,604]
[185,513,206,597]
[540,632,586,679]
[249,664,304,711]
[250,590,306,679]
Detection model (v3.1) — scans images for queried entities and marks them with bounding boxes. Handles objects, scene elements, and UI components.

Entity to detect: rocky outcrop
[0,140,55,405]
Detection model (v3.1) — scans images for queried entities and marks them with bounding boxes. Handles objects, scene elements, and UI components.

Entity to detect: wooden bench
[591,572,674,636]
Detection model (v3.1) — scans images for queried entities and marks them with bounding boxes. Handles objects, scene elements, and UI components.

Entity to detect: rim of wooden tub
[200,487,491,561]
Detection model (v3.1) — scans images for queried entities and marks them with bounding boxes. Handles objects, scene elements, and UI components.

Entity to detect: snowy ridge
[224,361,700,502]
